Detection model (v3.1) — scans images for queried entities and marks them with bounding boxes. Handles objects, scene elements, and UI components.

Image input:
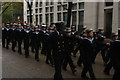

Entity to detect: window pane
[39,14,42,24]
[72,3,77,10]
[39,2,42,7]
[46,7,49,12]
[35,9,38,13]
[39,8,42,13]
[63,5,67,11]
[72,12,77,26]
[36,15,38,25]
[63,12,68,25]
[50,7,54,12]
[79,11,84,26]
[58,6,61,11]
[57,13,61,21]
[36,2,38,7]
[79,2,84,9]
[46,14,49,25]
[50,13,54,23]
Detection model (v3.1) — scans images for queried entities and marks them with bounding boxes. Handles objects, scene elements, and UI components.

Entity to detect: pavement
[2,46,114,79]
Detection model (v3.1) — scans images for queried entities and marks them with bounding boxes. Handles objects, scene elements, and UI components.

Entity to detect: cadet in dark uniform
[62,27,76,74]
[5,24,11,49]
[10,23,17,52]
[104,33,119,75]
[93,28,106,63]
[2,25,7,48]
[48,22,66,80]
[77,31,87,67]
[16,24,24,54]
[39,24,48,55]
[106,33,120,80]
[31,26,41,61]
[80,29,96,79]
[45,26,55,65]
[23,25,31,58]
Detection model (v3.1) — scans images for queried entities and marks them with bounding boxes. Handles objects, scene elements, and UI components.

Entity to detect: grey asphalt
[2,46,113,79]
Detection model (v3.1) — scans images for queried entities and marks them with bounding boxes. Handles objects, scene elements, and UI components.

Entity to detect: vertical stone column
[84,2,98,31]
[112,2,119,33]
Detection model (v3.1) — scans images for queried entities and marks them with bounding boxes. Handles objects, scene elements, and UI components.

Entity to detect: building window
[27,16,30,23]
[46,2,49,6]
[57,13,61,21]
[35,2,38,7]
[63,5,67,11]
[50,13,54,23]
[36,15,38,25]
[27,10,30,14]
[39,2,42,7]
[58,6,62,11]
[79,11,84,26]
[72,3,77,10]
[46,14,49,25]
[105,2,113,6]
[39,8,42,13]
[35,9,38,13]
[39,14,42,24]
[72,12,77,26]
[79,2,84,9]
[63,12,68,25]
[58,2,61,4]
[50,0,54,5]
[50,7,54,12]
[46,7,49,12]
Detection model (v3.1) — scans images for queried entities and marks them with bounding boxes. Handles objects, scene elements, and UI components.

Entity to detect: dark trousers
[46,49,54,65]
[53,53,65,80]
[113,70,120,80]
[35,47,39,60]
[77,54,83,65]
[63,54,75,71]
[93,46,106,63]
[18,40,22,53]
[2,37,6,48]
[6,38,10,49]
[104,60,112,73]
[24,41,29,57]
[12,39,16,51]
[81,59,95,78]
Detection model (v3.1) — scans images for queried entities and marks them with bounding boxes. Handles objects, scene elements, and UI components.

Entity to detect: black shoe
[25,55,29,58]
[6,46,9,49]
[72,69,77,74]
[46,61,49,64]
[81,75,89,79]
[12,49,16,52]
[36,59,39,62]
[63,68,67,71]
[104,70,110,75]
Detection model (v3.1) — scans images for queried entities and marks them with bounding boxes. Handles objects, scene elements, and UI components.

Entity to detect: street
[2,47,113,79]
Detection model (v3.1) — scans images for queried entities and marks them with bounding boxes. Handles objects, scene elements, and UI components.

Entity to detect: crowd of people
[2,22,120,80]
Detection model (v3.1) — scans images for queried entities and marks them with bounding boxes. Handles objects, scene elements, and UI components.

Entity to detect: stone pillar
[84,2,98,31]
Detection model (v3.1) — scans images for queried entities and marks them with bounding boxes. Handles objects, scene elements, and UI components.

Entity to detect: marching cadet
[48,22,66,80]
[93,28,106,64]
[9,23,17,52]
[31,26,41,61]
[23,25,31,58]
[30,25,35,53]
[104,33,119,75]
[105,33,120,80]
[80,29,96,79]
[5,24,11,49]
[16,24,24,54]
[77,31,87,67]
[39,24,48,55]
[2,25,7,48]
[45,26,55,65]
[62,27,77,74]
